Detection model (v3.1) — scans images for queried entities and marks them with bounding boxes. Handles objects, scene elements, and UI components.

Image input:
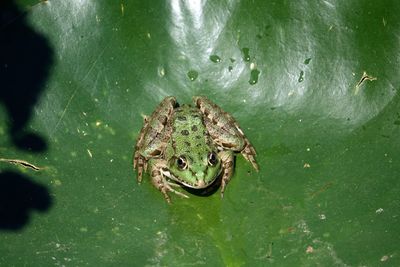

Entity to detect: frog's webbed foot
[150,160,189,203]
[241,143,259,171]
[193,96,258,171]
[219,151,234,198]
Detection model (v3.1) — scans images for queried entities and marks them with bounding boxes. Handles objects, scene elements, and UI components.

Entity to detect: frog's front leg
[219,150,234,197]
[149,159,189,203]
[133,96,176,183]
[193,96,259,171]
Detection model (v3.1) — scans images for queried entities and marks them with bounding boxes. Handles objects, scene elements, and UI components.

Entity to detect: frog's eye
[208,152,218,166]
[176,156,188,170]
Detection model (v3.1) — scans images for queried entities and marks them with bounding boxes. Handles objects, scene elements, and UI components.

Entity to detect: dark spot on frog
[171,140,177,151]
[195,135,202,139]
[181,129,189,136]
[221,142,236,148]
[177,116,187,121]
[185,155,194,163]
[224,161,233,168]
[158,115,167,125]
[184,141,191,147]
[151,169,161,177]
[191,125,198,132]
[149,149,162,156]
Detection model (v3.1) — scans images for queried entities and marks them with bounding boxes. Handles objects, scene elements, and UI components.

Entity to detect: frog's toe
[160,183,189,203]
[241,144,259,171]
[171,189,189,199]
[165,182,189,198]
[153,176,189,203]
[160,189,172,204]
[167,181,181,187]
[247,156,259,171]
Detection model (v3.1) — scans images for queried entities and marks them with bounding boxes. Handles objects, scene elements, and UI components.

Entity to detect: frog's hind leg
[133,96,177,182]
[150,159,189,203]
[133,154,148,183]
[219,150,234,197]
[133,114,151,182]
[193,96,258,171]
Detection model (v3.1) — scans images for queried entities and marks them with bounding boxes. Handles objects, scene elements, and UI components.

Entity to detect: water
[187,70,199,81]
[298,70,304,82]
[209,55,221,63]
[249,69,260,85]
[241,48,251,62]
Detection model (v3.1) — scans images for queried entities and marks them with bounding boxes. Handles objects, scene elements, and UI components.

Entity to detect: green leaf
[1,0,399,265]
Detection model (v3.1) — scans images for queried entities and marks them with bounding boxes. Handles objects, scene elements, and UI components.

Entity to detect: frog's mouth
[161,169,221,189]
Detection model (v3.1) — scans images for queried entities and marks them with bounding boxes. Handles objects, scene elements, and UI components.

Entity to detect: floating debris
[355,71,377,95]
[0,158,42,171]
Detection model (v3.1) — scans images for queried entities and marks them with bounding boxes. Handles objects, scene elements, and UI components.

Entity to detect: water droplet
[158,66,166,77]
[209,55,221,63]
[249,69,260,85]
[242,48,251,61]
[187,70,198,81]
[304,58,312,65]
[298,70,304,82]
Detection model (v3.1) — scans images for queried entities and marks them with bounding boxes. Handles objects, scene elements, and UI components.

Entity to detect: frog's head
[168,151,221,189]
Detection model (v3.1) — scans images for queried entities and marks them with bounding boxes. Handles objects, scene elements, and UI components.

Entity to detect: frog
[133,96,258,203]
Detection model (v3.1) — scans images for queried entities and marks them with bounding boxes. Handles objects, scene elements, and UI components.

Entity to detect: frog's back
[167,105,210,157]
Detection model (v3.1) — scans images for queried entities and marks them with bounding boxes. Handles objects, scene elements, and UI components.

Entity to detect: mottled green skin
[133,96,258,203]
[165,105,221,188]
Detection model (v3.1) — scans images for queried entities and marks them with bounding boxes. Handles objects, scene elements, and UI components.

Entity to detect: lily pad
[0,0,399,266]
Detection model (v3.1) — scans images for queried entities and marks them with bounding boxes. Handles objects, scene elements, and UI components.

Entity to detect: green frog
[133,96,258,203]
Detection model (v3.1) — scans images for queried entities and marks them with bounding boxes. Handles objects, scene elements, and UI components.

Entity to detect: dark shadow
[0,0,54,231]
[183,174,222,197]
[0,0,53,152]
[182,156,238,197]
[0,170,52,231]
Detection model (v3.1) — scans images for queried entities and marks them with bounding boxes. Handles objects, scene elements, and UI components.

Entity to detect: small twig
[355,71,377,95]
[0,158,43,171]
[309,182,333,198]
